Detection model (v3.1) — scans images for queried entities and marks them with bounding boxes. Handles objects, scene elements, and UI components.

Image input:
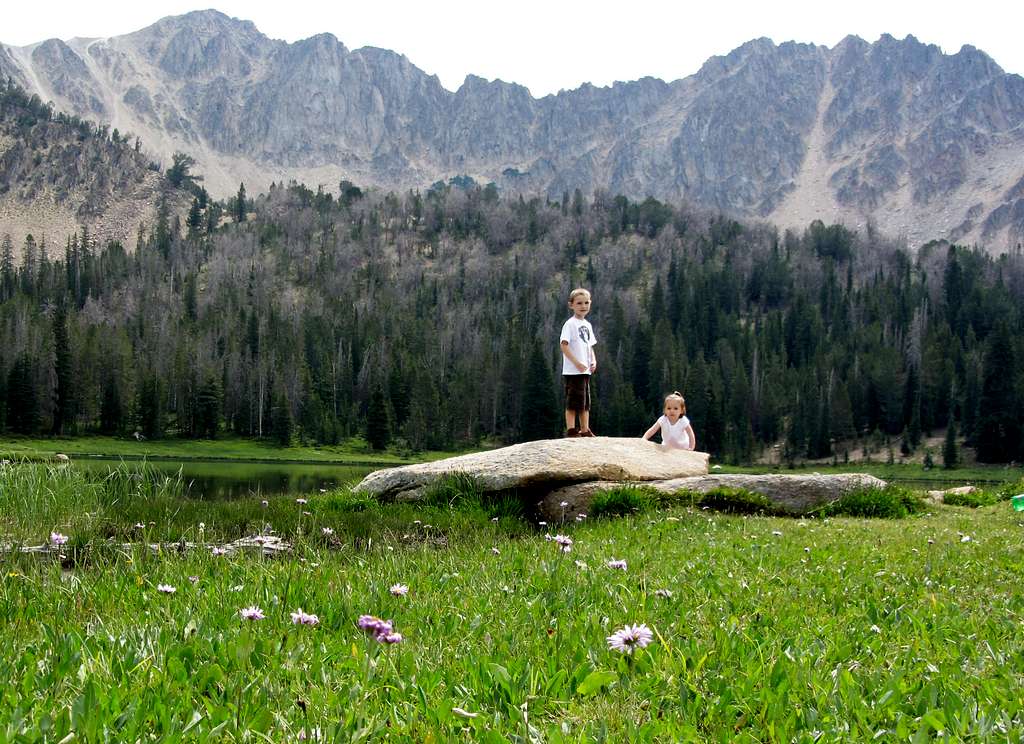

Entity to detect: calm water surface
[72,458,382,499]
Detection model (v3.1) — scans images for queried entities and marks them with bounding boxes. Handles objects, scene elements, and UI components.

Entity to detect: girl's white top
[658,415,691,449]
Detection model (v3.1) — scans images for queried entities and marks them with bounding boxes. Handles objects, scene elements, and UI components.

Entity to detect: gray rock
[354,438,709,501]
[542,473,887,518]
[3,14,1024,247]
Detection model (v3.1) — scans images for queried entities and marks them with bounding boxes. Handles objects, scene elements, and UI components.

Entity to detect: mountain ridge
[2,9,1024,250]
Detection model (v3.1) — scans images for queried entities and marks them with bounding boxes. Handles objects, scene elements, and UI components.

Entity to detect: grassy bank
[0,434,468,465]
[1,462,1023,739]
[719,461,1024,484]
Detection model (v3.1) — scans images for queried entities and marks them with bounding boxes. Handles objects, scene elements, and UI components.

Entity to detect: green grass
[2,462,1023,740]
[719,461,1024,485]
[0,434,469,465]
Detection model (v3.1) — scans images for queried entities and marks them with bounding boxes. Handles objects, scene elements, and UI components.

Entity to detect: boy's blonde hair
[568,288,591,303]
[664,391,686,413]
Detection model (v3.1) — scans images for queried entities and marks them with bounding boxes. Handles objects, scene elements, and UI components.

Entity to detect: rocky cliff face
[3,10,1023,250]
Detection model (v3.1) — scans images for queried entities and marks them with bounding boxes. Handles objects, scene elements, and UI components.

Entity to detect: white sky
[3,0,1021,96]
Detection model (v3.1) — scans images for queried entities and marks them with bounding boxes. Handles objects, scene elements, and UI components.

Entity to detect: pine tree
[138,376,164,439]
[196,376,222,439]
[0,233,14,301]
[520,343,560,441]
[235,182,247,223]
[942,415,959,469]
[100,375,123,435]
[6,356,39,434]
[270,388,292,446]
[366,386,391,450]
[51,301,74,435]
[976,323,1020,463]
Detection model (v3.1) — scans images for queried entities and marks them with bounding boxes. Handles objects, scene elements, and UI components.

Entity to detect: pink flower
[240,605,265,621]
[389,583,409,596]
[606,559,628,571]
[607,623,654,654]
[290,608,319,626]
[188,576,200,584]
[211,546,228,556]
[49,532,69,546]
[553,534,573,553]
[157,584,176,594]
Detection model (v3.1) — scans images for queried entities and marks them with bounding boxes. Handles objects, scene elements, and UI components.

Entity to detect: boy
[560,288,597,437]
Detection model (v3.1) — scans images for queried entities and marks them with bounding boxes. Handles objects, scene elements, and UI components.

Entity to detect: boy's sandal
[579,429,596,437]
[565,428,579,438]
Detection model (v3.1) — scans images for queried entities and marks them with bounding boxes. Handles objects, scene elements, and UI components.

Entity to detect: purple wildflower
[358,614,403,643]
[389,583,409,596]
[357,614,393,635]
[49,531,69,546]
[606,623,654,654]
[157,583,176,594]
[553,534,573,553]
[295,498,308,505]
[606,558,628,571]
[321,527,334,536]
[211,546,228,556]
[240,605,265,621]
[290,608,319,626]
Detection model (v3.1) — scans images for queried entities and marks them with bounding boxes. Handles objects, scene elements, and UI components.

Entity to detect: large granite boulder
[354,438,709,501]
[542,473,887,518]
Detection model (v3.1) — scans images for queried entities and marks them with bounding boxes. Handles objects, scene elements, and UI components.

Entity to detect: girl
[642,391,696,451]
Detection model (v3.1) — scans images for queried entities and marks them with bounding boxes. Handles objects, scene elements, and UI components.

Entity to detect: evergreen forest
[2,83,1024,464]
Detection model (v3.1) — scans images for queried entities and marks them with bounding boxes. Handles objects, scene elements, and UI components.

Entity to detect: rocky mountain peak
[1,13,1023,251]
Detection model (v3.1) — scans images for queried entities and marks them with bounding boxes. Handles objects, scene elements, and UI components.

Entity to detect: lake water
[71,458,382,500]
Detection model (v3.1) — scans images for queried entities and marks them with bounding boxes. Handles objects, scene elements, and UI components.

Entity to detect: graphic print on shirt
[578,326,591,344]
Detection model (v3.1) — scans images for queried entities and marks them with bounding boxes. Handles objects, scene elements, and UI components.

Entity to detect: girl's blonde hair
[664,391,686,413]
[568,288,591,303]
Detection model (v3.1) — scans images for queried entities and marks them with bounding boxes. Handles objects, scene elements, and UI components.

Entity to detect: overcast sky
[3,0,1020,96]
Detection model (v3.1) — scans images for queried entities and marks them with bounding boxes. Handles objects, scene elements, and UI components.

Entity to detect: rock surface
[925,485,980,504]
[542,473,887,518]
[354,438,709,501]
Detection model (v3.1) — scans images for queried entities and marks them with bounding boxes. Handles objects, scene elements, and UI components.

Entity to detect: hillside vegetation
[2,162,1023,465]
[0,80,187,251]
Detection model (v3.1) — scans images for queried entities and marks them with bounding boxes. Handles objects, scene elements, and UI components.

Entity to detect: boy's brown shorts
[564,374,591,411]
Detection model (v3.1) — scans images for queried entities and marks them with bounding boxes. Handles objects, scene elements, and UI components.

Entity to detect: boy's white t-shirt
[658,415,691,449]
[560,316,597,375]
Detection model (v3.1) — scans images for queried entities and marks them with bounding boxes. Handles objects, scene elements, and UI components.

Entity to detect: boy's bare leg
[580,411,590,432]
[565,410,577,431]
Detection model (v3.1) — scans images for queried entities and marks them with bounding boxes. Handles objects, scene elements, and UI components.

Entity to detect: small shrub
[487,492,527,520]
[693,487,780,515]
[589,485,659,518]
[823,485,924,518]
[422,472,483,509]
[995,478,1024,502]
[941,490,997,508]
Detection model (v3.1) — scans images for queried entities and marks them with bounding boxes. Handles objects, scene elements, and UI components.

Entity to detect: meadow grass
[1,462,1023,740]
[0,434,469,465]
